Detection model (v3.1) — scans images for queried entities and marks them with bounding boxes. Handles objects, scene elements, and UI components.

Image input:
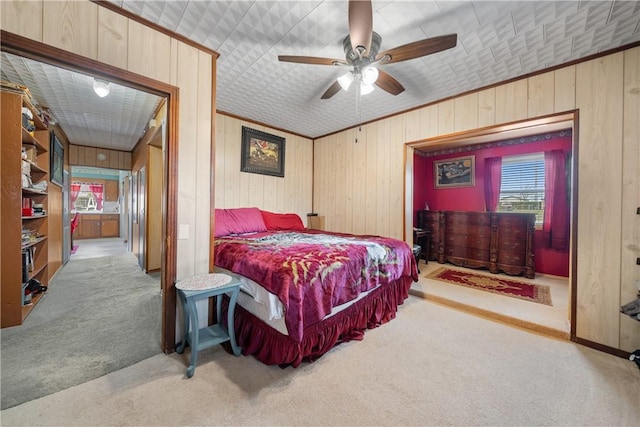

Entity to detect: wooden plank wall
[620,47,640,351]
[1,0,215,280]
[214,113,313,225]
[313,47,640,353]
[575,53,624,348]
[68,145,131,170]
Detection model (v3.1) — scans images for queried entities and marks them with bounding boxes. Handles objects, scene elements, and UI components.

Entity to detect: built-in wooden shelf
[21,128,48,153]
[2,89,50,328]
[21,235,47,250]
[22,292,44,319]
[26,160,46,174]
[21,187,47,196]
[22,214,48,220]
[23,97,48,131]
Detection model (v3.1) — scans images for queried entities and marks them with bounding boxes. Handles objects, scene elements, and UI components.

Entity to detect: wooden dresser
[417,210,535,278]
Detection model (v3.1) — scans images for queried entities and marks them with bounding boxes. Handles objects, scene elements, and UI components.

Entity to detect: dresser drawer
[445,223,492,237]
[497,238,527,252]
[497,214,529,228]
[497,251,526,266]
[446,246,490,261]
[445,234,491,249]
[497,225,528,239]
[445,211,492,226]
[417,210,442,229]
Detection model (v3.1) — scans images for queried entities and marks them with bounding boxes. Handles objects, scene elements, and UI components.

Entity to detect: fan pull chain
[355,80,361,143]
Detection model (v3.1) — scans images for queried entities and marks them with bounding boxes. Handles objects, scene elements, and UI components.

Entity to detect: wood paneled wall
[1,0,215,281]
[214,113,313,225]
[68,144,132,170]
[314,47,640,353]
[620,47,640,351]
[314,120,404,239]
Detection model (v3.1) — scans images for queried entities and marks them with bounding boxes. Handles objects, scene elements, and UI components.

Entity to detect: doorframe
[404,111,579,341]
[1,30,180,352]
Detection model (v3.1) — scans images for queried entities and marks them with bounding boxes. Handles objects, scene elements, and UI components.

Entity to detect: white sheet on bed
[216,266,284,320]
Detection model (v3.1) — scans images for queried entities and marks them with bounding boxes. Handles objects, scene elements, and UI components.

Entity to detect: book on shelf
[22,197,33,216]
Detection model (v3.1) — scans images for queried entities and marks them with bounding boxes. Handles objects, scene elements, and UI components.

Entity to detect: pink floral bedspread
[214,230,418,342]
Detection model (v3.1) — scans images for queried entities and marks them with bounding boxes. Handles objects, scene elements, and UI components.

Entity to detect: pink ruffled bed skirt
[223,275,413,368]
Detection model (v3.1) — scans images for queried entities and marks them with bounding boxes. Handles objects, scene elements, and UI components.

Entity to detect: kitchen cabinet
[104,180,119,202]
[76,214,120,239]
[101,215,120,237]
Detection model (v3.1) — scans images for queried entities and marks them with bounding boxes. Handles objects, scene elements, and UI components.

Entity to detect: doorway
[404,113,578,339]
[1,31,179,351]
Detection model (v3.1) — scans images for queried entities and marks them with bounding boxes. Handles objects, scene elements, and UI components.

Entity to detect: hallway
[71,237,128,260]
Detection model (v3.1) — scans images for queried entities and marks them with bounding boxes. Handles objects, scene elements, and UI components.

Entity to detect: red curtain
[543,150,568,250]
[70,183,81,207]
[89,184,104,210]
[484,157,502,212]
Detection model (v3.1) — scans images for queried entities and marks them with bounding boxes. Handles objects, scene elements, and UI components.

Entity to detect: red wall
[413,134,572,277]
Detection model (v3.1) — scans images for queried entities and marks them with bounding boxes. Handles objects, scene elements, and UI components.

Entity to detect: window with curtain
[497,153,545,226]
[72,182,104,213]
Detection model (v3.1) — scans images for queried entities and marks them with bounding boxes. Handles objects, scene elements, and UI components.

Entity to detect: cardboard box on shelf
[24,146,37,164]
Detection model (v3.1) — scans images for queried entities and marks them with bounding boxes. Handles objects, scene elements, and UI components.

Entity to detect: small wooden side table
[175,273,242,378]
[307,215,325,230]
[413,229,431,264]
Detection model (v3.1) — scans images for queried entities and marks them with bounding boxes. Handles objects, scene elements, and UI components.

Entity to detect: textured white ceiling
[2,1,639,151]
[1,52,162,151]
[110,0,640,139]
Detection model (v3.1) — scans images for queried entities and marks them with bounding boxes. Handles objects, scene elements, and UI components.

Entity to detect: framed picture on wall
[434,155,475,188]
[50,131,64,187]
[240,126,285,177]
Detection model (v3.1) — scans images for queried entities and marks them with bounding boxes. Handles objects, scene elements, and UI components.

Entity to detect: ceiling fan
[278,0,457,99]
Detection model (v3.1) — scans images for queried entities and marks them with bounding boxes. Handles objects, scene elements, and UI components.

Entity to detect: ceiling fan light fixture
[360,82,375,95]
[93,78,110,98]
[338,71,354,91]
[361,66,379,85]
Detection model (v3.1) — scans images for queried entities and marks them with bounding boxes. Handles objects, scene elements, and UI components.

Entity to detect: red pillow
[214,207,267,237]
[261,210,305,231]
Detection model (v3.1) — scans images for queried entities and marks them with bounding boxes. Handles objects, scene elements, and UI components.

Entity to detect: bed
[213,207,418,367]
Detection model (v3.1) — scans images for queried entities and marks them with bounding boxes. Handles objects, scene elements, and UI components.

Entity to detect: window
[497,153,545,226]
[71,182,104,213]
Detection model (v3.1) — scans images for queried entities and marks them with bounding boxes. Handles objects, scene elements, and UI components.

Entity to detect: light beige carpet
[0,253,161,409]
[1,296,639,426]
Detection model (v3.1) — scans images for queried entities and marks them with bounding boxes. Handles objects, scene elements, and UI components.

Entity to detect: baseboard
[409,288,571,341]
[574,337,632,360]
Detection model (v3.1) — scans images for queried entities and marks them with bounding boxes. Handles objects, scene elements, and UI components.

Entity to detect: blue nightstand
[175,273,242,378]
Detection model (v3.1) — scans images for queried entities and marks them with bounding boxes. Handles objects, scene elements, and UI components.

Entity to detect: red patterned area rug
[427,267,552,306]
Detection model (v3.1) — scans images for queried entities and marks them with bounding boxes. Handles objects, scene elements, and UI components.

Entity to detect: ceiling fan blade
[348,0,373,56]
[321,80,342,100]
[375,69,405,96]
[376,34,457,64]
[278,56,347,66]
